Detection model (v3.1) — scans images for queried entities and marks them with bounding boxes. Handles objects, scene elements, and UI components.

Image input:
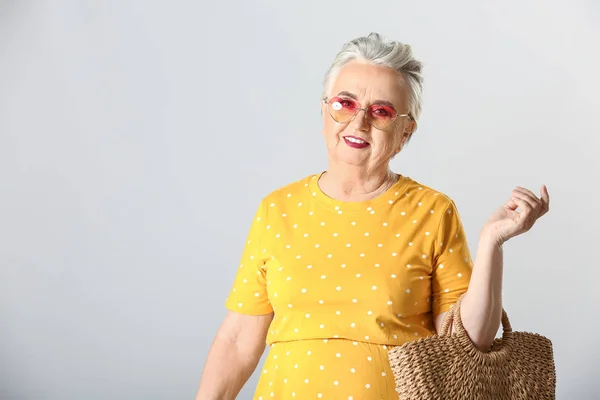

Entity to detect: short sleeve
[224,199,274,315]
[431,200,473,318]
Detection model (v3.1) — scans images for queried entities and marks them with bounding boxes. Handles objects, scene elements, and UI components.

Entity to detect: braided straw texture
[388,296,556,399]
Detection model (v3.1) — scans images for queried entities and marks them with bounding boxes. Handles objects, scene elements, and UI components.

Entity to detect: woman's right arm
[195,310,274,400]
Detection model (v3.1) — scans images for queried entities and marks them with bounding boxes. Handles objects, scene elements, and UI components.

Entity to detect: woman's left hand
[482,185,550,245]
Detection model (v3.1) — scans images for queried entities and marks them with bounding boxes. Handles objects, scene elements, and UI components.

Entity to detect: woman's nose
[351,108,370,131]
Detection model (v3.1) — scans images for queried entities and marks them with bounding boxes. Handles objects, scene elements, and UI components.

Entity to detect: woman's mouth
[343,136,370,149]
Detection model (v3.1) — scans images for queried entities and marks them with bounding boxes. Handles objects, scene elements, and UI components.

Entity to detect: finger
[511,190,538,212]
[514,186,543,209]
[505,197,519,211]
[539,185,550,216]
[510,196,534,230]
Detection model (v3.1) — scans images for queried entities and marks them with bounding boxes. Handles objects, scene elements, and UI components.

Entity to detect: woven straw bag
[387,295,556,399]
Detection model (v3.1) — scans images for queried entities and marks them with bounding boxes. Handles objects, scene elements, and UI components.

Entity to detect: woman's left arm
[435,185,550,351]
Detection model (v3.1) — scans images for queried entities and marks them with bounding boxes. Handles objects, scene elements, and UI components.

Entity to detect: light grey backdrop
[1,1,598,399]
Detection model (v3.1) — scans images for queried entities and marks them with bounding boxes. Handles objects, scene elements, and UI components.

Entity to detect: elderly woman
[196,33,549,399]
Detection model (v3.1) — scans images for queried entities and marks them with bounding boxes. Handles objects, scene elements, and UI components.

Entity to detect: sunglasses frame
[322,96,412,130]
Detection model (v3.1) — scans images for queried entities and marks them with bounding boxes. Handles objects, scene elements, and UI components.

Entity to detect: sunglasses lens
[327,96,357,123]
[368,105,397,129]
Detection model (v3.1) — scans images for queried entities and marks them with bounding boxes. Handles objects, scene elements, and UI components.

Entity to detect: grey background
[1,1,598,399]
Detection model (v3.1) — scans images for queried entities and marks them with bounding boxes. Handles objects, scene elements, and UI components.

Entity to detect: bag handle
[439,294,512,337]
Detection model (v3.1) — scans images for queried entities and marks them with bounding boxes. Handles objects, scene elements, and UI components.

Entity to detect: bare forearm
[196,336,263,400]
[460,232,504,351]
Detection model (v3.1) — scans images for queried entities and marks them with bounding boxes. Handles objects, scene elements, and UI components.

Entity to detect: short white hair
[322,32,424,124]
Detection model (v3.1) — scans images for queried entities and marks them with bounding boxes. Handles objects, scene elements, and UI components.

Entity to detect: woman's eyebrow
[337,91,396,108]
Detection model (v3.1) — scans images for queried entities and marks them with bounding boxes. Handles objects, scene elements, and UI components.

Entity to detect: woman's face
[321,60,415,171]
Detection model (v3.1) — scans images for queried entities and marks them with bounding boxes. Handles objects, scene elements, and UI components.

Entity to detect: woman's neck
[318,165,398,202]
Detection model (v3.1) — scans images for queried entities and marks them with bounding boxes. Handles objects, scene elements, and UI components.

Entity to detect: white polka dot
[414,332,419,336]
[334,380,339,386]
[292,393,295,397]
[315,244,320,248]
[320,222,325,226]
[319,300,324,304]
[418,202,422,206]
[372,286,377,290]
[422,254,427,259]
[382,372,387,376]
[336,353,341,358]
[401,212,406,216]
[307,350,312,355]
[430,209,435,214]
[336,286,342,291]
[365,336,370,340]
[303,233,308,237]
[336,311,341,315]
[318,394,322,398]
[298,202,303,206]
[350,368,356,373]
[413,220,418,224]
[391,274,397,278]
[293,224,298,229]
[367,356,372,361]
[383,222,388,226]
[351,221,356,225]
[387,301,393,305]
[356,273,361,278]
[255,292,259,297]
[238,303,243,307]
[321,275,326,279]
[458,273,463,277]
[305,379,309,383]
[350,322,356,327]
[364,232,369,236]
[374,263,380,267]
[352,298,357,303]
[305,313,310,318]
[307,265,312,269]
[327,254,332,258]
[320,324,325,328]
[360,253,365,257]
[408,242,413,246]
[341,264,346,268]
[426,231,430,236]
[445,289,450,293]
[346,243,351,247]
[449,248,454,253]
[333,232,338,237]
[396,233,401,237]
[420,276,424,280]
[294,364,298,369]
[367,310,373,315]
[320,365,325,370]
[378,243,383,248]
[392,252,397,256]
[286,245,291,248]
[407,264,411,268]
[439,264,444,269]
[286,276,291,281]
[288,304,293,308]
[301,288,307,293]
[406,289,411,293]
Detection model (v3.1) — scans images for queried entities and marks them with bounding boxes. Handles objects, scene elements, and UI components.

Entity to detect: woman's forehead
[329,61,407,104]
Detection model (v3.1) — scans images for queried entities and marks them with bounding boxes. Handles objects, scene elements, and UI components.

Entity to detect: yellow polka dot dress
[225,173,473,399]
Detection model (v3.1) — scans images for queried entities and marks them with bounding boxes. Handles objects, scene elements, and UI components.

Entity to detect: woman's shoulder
[259,173,318,205]
[400,174,456,208]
